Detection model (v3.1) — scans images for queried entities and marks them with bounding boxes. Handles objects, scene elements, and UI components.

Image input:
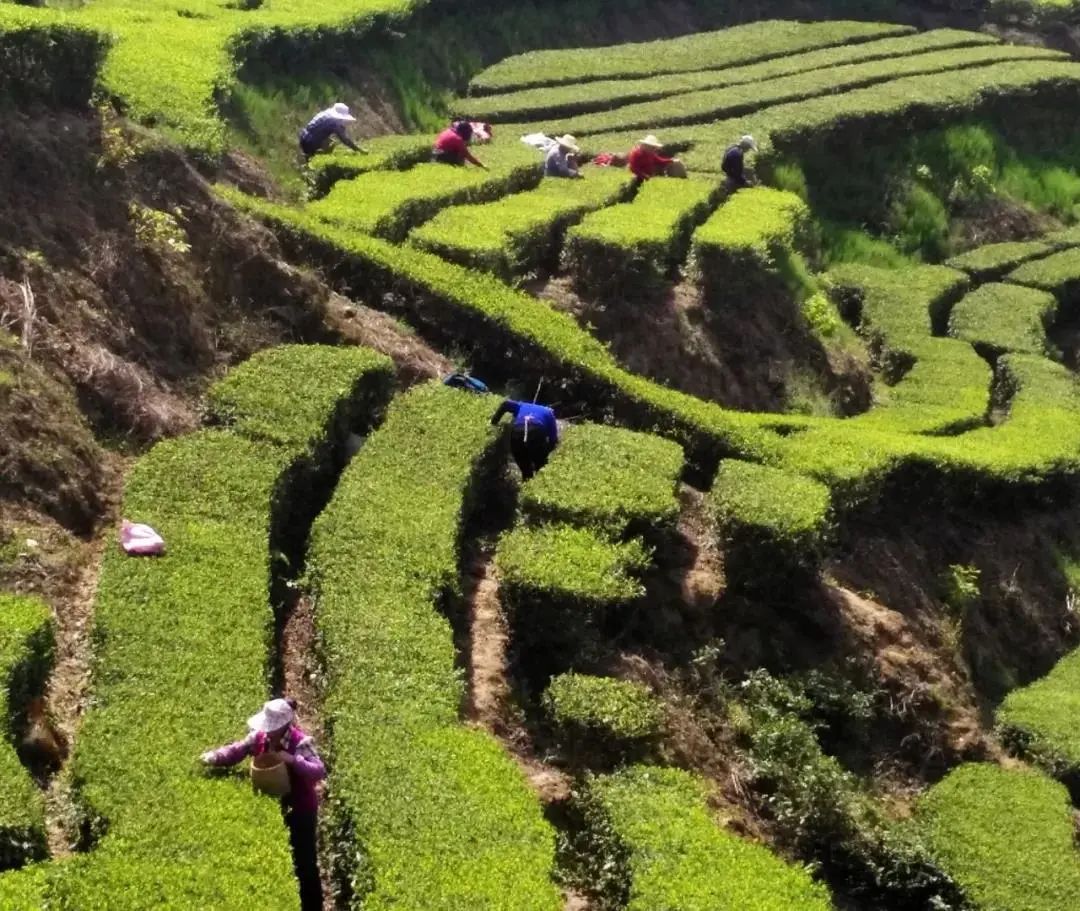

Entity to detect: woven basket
[250,752,291,797]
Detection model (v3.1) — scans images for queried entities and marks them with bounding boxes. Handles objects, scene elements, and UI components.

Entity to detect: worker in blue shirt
[490,399,559,479]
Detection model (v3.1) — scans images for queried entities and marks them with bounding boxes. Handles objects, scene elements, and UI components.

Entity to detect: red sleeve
[656,153,673,166]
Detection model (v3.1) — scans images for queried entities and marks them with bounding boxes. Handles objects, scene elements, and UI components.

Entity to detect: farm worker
[443,372,490,393]
[299,102,364,158]
[201,698,326,911]
[545,134,583,178]
[722,135,758,191]
[432,120,488,168]
[470,121,494,143]
[628,134,680,181]
[490,398,559,479]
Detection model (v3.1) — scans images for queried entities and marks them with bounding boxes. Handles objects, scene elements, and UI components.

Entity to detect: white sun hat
[739,134,758,151]
[555,134,580,152]
[247,698,294,733]
[331,102,357,123]
[638,134,663,148]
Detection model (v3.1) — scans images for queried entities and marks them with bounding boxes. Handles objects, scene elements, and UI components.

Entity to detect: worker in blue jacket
[490,399,559,479]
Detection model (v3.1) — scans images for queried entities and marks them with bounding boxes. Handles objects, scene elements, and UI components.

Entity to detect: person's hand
[199,751,215,765]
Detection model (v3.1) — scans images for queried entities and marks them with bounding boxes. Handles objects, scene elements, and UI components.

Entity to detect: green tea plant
[946,240,1056,282]
[543,673,663,744]
[948,283,1057,358]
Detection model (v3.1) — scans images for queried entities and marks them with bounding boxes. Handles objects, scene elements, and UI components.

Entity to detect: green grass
[564,177,721,299]
[946,241,1055,281]
[409,167,632,280]
[309,145,542,242]
[469,20,910,93]
[518,422,683,536]
[460,29,995,123]
[306,383,560,909]
[579,765,834,910]
[543,673,662,742]
[690,187,811,303]
[0,594,50,871]
[509,43,1063,137]
[948,283,1057,358]
[997,645,1080,776]
[919,763,1080,911]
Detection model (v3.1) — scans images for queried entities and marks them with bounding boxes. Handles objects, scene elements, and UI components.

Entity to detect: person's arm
[201,732,256,767]
[285,737,327,782]
[332,123,363,153]
[490,400,515,425]
[464,147,486,168]
[544,409,559,444]
[655,152,674,167]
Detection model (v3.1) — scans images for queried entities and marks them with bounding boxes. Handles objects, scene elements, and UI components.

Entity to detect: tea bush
[564,177,721,300]
[919,763,1080,911]
[409,168,632,280]
[946,240,1055,282]
[543,673,662,744]
[0,594,50,871]
[576,765,834,910]
[948,283,1057,358]
[1007,246,1080,313]
[307,384,560,909]
[518,422,684,537]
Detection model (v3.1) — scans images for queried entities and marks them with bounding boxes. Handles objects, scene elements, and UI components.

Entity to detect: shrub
[0,594,50,871]
[948,283,1057,358]
[919,763,1080,911]
[564,177,721,301]
[0,863,48,909]
[306,384,560,909]
[518,422,684,538]
[575,765,833,911]
[462,29,994,123]
[469,20,911,93]
[514,43,1063,138]
[309,148,542,242]
[409,169,633,281]
[710,459,831,591]
[1007,246,1080,318]
[946,240,1054,282]
[543,673,662,749]
[689,187,812,305]
[306,134,433,195]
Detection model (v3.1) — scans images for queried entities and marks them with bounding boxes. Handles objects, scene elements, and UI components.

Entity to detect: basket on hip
[250,751,291,797]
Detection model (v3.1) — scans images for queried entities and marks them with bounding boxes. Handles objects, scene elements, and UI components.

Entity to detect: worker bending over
[545,134,583,178]
[201,698,326,911]
[491,398,559,479]
[629,134,682,181]
[299,102,364,158]
[722,135,758,191]
[433,120,487,168]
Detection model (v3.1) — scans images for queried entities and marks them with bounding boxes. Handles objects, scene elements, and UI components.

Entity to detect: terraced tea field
[3,11,1080,911]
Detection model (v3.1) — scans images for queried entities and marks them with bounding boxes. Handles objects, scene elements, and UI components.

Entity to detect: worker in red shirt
[432,121,487,168]
[628,134,680,181]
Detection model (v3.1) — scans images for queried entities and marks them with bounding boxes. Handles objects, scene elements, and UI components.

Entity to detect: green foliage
[306,384,560,909]
[0,8,108,108]
[543,673,662,743]
[1007,246,1080,305]
[470,20,911,93]
[919,763,1080,911]
[564,177,721,300]
[889,182,949,260]
[801,292,843,338]
[519,422,683,537]
[128,203,191,257]
[497,524,648,607]
[305,135,433,196]
[577,765,834,911]
[310,147,542,242]
[207,344,393,447]
[512,43,1063,138]
[0,594,50,870]
[946,241,1054,281]
[948,283,1057,358]
[0,863,48,909]
[463,29,989,122]
[690,187,812,304]
[997,643,1080,778]
[819,221,915,269]
[710,460,831,589]
[409,168,632,281]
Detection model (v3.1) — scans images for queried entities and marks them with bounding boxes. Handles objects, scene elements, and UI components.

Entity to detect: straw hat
[556,134,580,152]
[247,698,294,733]
[638,135,663,148]
[332,102,357,123]
[739,134,758,151]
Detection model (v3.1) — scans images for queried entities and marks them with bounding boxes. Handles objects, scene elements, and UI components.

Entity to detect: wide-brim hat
[556,134,580,152]
[739,134,758,151]
[247,698,294,733]
[638,135,663,148]
[332,102,357,123]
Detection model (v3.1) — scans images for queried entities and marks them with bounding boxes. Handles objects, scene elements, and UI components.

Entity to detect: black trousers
[510,424,552,480]
[286,809,323,911]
